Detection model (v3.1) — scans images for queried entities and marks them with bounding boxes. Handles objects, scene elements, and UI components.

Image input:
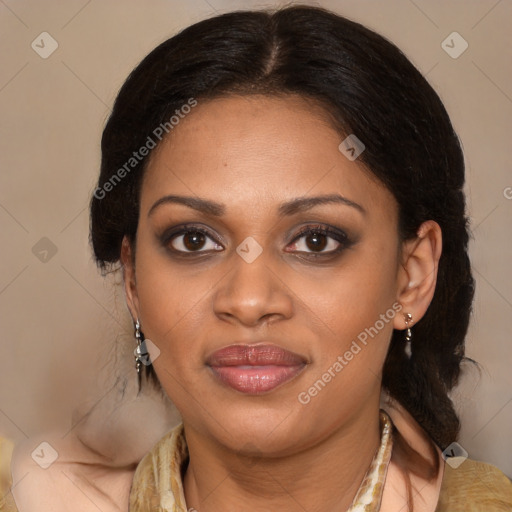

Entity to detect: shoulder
[0,436,18,512]
[129,423,188,511]
[436,457,512,512]
[4,431,137,512]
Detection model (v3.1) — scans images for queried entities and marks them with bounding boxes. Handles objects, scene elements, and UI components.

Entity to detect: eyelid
[291,224,348,243]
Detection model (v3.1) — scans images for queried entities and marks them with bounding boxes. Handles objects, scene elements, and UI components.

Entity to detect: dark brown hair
[90,5,475,506]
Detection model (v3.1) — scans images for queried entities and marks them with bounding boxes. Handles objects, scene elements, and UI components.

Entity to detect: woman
[3,4,511,511]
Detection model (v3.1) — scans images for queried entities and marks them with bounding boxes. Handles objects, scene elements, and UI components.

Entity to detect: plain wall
[1,0,511,477]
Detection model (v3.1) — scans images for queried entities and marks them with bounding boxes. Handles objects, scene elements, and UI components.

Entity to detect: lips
[206,344,307,394]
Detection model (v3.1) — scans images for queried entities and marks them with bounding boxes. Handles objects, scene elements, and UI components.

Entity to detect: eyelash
[160,223,353,260]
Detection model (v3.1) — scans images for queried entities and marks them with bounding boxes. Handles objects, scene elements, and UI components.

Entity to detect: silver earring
[134,318,147,377]
[404,313,413,358]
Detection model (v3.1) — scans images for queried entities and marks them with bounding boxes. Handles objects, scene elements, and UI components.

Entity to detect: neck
[182,408,382,512]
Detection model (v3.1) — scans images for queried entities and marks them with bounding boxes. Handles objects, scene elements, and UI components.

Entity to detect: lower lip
[209,365,305,394]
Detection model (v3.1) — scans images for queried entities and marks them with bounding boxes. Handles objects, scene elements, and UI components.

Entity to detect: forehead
[141,94,395,221]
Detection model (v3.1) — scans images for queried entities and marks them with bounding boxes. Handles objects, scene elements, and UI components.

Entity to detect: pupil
[306,232,327,251]
[184,232,205,251]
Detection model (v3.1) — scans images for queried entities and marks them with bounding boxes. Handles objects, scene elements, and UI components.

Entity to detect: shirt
[2,406,512,511]
[127,420,512,511]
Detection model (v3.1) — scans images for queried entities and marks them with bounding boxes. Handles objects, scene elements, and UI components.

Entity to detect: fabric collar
[130,393,443,511]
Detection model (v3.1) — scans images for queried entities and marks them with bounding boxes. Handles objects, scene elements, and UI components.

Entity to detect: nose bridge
[213,236,293,325]
[229,236,275,301]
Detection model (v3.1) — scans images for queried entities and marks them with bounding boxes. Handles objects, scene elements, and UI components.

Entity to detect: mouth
[206,344,307,395]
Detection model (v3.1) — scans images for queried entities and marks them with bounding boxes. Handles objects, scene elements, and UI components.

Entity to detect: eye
[287,225,349,255]
[164,226,223,253]
[160,223,352,257]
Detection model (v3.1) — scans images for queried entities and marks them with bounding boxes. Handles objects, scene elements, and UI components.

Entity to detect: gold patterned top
[126,411,512,512]
[346,411,393,511]
[2,412,512,511]
[129,410,394,511]
[129,411,512,512]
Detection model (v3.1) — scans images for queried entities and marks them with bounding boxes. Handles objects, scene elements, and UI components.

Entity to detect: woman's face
[124,94,409,455]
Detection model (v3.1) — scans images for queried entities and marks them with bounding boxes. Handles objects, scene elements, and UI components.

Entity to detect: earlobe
[120,235,140,321]
[394,220,442,330]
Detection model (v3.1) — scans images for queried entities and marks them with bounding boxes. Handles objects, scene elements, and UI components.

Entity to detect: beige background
[1,0,511,479]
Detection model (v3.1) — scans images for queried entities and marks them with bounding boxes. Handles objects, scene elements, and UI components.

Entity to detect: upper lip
[206,343,307,367]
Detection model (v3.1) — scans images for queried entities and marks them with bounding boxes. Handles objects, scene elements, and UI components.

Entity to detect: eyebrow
[147,193,366,218]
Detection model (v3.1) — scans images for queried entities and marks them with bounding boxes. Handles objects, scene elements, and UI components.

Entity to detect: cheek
[307,243,398,325]
[298,244,399,377]
[133,244,209,370]
[295,291,397,428]
[135,265,210,409]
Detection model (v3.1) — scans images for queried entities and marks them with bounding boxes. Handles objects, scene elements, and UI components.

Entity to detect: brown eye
[289,226,346,254]
[304,232,329,252]
[164,227,224,254]
[182,231,207,251]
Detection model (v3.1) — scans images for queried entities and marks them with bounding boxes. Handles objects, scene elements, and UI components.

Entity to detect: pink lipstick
[206,344,306,394]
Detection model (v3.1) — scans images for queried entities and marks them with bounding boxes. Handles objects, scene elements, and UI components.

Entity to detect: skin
[122,94,442,512]
[10,376,177,512]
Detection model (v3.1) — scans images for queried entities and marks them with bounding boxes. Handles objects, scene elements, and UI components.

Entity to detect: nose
[212,246,294,327]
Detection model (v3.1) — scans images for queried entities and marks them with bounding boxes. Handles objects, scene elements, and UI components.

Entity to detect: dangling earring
[404,313,413,359]
[134,318,148,387]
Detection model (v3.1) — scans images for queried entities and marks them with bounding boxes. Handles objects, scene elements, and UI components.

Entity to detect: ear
[120,235,140,321]
[393,220,442,330]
